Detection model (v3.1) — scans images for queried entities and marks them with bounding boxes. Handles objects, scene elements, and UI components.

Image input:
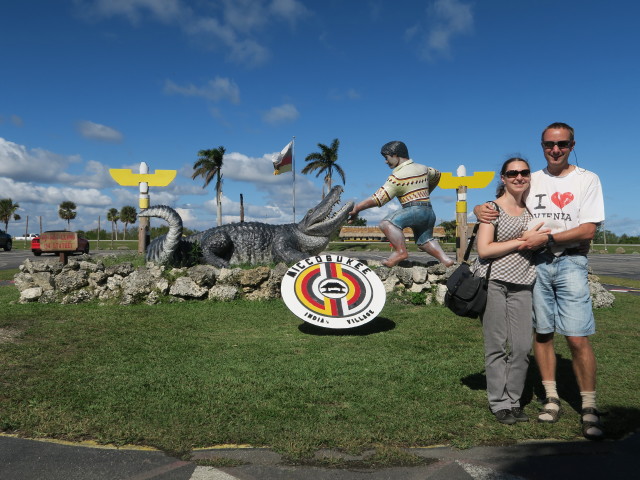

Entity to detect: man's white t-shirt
[525,167,605,254]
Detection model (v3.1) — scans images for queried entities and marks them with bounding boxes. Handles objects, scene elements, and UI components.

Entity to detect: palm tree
[301,138,346,197]
[58,201,77,230]
[0,198,21,232]
[107,208,119,241]
[192,146,225,226]
[120,206,137,240]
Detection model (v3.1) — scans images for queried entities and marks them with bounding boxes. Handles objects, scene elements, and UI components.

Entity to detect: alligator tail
[139,205,183,264]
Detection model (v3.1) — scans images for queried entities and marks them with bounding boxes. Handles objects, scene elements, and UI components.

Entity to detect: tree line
[0,198,138,238]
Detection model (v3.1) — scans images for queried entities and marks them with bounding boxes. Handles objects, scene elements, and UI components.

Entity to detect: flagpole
[292,136,296,223]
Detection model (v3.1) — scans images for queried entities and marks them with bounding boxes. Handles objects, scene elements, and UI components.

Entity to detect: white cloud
[262,103,299,125]
[76,120,124,143]
[76,0,310,67]
[270,0,311,25]
[75,0,186,24]
[164,76,241,104]
[0,137,81,183]
[0,176,112,207]
[414,0,474,61]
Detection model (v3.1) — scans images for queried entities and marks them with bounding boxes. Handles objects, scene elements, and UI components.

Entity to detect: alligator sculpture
[139,186,354,267]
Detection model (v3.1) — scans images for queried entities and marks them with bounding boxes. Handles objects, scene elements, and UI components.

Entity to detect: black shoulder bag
[444,220,493,319]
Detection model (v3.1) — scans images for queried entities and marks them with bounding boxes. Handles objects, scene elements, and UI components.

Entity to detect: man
[348,141,453,267]
[474,122,605,440]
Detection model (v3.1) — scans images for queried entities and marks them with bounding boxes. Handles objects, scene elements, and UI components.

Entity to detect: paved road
[2,432,639,480]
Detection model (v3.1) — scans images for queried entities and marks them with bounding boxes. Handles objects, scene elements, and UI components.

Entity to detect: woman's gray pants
[482,280,533,413]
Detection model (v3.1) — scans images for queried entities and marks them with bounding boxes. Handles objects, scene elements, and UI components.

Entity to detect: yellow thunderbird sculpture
[437,168,495,262]
[438,171,495,190]
[109,163,177,253]
[109,169,176,187]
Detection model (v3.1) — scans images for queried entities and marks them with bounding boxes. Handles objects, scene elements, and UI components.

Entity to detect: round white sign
[280,254,387,329]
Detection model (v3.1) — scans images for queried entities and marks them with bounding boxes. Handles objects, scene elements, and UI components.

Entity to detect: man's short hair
[541,122,575,141]
[381,141,409,159]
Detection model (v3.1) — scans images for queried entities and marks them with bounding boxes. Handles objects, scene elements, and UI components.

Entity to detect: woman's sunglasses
[503,169,531,178]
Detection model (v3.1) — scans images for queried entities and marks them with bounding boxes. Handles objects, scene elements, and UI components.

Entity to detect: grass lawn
[0,269,639,461]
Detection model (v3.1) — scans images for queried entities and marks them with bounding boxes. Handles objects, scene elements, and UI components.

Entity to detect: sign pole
[437,167,495,264]
[109,163,176,255]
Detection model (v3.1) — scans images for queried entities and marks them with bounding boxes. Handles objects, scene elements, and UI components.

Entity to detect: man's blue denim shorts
[532,250,595,336]
[383,203,435,245]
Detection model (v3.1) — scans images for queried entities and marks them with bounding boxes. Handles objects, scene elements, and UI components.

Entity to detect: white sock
[580,391,602,436]
[580,391,597,410]
[538,381,560,421]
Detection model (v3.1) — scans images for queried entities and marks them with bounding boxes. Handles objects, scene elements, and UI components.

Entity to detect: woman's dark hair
[495,157,530,198]
[380,141,409,159]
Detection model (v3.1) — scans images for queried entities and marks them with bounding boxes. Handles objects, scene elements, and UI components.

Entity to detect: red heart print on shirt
[551,192,574,208]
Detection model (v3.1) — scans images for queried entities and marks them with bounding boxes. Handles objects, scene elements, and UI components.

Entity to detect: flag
[273,140,293,175]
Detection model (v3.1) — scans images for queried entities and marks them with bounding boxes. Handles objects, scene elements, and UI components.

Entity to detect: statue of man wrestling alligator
[139,186,354,267]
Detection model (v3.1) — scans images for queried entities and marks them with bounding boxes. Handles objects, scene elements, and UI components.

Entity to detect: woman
[472,157,549,425]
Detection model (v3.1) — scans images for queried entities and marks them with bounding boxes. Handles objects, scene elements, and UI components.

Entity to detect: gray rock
[435,284,448,305]
[19,287,43,303]
[31,272,54,291]
[54,270,89,293]
[208,285,239,301]
[589,275,615,308]
[412,266,429,284]
[409,281,431,293]
[105,263,135,277]
[169,277,208,299]
[38,290,58,304]
[13,272,35,291]
[391,266,414,288]
[187,264,217,287]
[239,266,270,288]
[62,289,94,305]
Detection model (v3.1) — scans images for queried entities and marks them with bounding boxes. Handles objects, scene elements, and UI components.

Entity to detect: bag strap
[464,201,501,264]
[463,223,479,263]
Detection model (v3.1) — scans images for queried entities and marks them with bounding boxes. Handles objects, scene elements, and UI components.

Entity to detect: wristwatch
[547,234,556,246]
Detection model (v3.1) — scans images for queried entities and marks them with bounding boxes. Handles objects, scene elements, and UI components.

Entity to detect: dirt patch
[0,327,23,344]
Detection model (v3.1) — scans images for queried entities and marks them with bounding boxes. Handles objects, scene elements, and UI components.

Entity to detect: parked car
[0,230,12,251]
[14,233,39,240]
[31,231,90,256]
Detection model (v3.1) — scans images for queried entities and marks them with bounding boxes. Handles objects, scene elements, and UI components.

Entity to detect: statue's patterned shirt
[372,160,441,207]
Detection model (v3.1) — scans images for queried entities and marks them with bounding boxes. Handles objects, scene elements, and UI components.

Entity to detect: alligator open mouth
[299,186,354,236]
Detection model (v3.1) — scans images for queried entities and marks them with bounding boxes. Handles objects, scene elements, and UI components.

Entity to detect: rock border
[12,255,615,309]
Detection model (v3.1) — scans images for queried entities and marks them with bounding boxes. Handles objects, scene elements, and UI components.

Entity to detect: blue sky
[1,0,639,237]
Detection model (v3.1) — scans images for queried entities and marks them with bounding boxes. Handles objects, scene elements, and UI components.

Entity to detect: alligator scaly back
[138,186,353,267]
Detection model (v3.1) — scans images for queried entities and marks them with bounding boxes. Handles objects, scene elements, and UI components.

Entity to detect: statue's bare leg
[379,220,408,267]
[419,239,454,267]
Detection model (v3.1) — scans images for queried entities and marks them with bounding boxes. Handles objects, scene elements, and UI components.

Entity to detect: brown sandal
[581,407,604,441]
[537,397,562,423]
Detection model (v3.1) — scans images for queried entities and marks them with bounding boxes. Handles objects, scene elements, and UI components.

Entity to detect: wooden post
[240,194,245,223]
[455,186,468,263]
[97,216,100,251]
[138,216,149,254]
[438,170,495,264]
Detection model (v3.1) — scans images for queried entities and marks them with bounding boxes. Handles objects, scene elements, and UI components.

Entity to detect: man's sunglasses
[541,140,573,149]
[503,169,530,178]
